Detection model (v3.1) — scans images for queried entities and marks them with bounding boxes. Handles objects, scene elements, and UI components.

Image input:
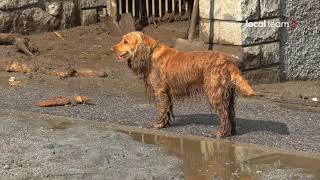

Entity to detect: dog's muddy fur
[112,32,256,138]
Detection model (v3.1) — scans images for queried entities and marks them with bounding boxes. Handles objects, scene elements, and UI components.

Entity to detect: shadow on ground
[172,114,290,135]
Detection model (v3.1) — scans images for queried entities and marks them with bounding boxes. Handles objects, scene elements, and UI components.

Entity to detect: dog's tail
[229,64,256,97]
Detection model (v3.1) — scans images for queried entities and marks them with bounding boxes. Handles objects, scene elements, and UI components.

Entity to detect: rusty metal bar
[146,0,150,16]
[139,0,143,19]
[185,0,188,13]
[165,0,168,13]
[132,0,136,17]
[159,0,162,17]
[119,0,122,14]
[125,0,129,13]
[179,0,182,15]
[152,0,155,16]
[110,0,117,21]
[172,0,175,14]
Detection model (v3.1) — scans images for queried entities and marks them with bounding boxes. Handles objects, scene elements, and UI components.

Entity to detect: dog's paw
[153,121,170,129]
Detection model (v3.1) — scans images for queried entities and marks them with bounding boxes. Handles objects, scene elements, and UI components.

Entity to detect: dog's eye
[123,40,128,44]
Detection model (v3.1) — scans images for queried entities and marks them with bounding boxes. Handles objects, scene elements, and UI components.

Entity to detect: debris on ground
[36,97,72,107]
[8,76,21,86]
[0,33,38,56]
[36,95,91,107]
[4,62,33,73]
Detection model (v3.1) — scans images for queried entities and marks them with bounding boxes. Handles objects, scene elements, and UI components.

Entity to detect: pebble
[311,97,318,102]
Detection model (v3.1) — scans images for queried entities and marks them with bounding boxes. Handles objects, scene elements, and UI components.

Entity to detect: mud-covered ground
[0,109,183,179]
[0,22,319,157]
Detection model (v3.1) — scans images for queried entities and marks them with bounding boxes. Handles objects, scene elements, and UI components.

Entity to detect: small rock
[3,165,10,170]
[312,97,318,102]
[8,77,15,82]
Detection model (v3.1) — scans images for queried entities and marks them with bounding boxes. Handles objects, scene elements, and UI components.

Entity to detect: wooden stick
[188,0,199,40]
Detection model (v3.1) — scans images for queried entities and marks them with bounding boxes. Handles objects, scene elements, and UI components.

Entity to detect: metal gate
[107,0,193,23]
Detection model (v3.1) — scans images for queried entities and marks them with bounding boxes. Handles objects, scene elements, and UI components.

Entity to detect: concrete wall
[0,0,106,35]
[280,0,320,80]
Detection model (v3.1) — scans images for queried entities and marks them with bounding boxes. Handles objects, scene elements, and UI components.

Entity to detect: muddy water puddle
[121,131,320,180]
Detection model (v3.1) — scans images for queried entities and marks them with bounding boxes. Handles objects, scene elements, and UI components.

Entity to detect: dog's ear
[142,34,158,49]
[129,42,152,79]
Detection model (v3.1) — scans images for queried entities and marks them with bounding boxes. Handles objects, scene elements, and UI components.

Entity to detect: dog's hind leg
[153,89,172,129]
[204,76,236,138]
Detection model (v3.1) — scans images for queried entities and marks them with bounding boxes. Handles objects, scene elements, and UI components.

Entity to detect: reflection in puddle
[122,131,320,180]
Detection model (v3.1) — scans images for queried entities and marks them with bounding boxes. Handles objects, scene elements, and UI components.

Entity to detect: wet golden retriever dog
[112,32,255,137]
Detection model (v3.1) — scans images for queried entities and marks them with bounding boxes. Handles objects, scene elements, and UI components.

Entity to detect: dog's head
[111,31,157,62]
[112,32,158,79]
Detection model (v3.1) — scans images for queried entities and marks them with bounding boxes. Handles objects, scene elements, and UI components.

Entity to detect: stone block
[80,0,106,9]
[260,0,280,18]
[244,67,280,84]
[211,42,279,70]
[60,1,80,29]
[199,0,259,21]
[0,8,60,34]
[0,0,39,10]
[200,19,280,45]
[81,9,98,26]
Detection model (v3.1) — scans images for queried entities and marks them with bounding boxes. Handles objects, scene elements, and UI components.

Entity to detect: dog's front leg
[153,89,172,129]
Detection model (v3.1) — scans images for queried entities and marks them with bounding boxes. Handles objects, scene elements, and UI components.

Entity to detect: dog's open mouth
[116,52,129,62]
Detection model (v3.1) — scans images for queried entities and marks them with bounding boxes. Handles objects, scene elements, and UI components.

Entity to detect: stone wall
[199,0,281,84]
[0,0,106,35]
[280,0,320,80]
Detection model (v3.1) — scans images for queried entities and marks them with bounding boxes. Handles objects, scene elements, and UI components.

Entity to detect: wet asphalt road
[0,72,320,157]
